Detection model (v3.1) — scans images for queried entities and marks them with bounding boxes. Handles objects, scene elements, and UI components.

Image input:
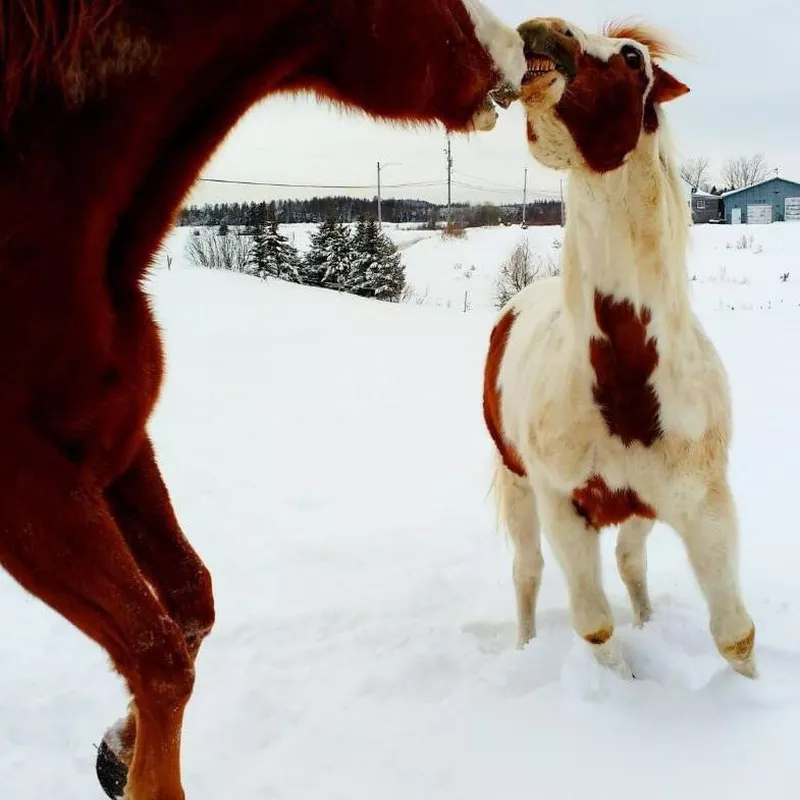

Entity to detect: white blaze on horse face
[462,0,526,87]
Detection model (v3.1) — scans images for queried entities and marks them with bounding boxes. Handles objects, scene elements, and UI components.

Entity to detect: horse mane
[0,0,123,124]
[602,18,686,62]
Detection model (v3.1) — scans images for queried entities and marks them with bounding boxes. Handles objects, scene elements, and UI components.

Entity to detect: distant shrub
[731,234,755,250]
[442,221,466,239]
[185,227,252,272]
[495,240,560,309]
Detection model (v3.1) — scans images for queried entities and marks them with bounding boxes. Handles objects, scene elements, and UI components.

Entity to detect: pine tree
[370,232,405,302]
[300,217,336,287]
[320,222,352,291]
[346,217,377,297]
[348,218,406,302]
[250,223,268,279]
[243,204,261,236]
[250,219,301,282]
[300,216,351,290]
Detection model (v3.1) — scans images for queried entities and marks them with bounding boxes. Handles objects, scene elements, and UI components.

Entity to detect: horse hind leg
[0,430,195,800]
[494,462,544,647]
[97,436,215,797]
[616,517,655,627]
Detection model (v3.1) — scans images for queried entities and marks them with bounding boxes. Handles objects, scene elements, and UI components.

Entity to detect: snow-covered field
[4,221,800,798]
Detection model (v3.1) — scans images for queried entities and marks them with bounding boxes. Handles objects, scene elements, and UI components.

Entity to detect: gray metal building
[721,177,800,224]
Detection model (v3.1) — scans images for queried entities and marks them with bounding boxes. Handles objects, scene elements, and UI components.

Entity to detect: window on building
[695,200,706,210]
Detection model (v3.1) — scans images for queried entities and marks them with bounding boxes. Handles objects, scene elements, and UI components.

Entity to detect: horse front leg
[0,429,194,800]
[676,480,756,678]
[537,487,633,679]
[97,436,215,797]
[616,518,655,627]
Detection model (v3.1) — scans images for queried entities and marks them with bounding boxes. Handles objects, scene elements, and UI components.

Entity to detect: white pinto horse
[484,17,756,680]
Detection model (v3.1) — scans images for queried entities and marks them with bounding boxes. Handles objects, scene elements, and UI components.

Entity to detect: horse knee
[173,561,215,646]
[125,618,196,707]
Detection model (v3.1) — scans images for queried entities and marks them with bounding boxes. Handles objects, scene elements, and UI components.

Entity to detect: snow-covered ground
[4,221,800,798]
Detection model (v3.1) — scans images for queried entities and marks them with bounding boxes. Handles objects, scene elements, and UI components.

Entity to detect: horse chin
[520,72,566,106]
[467,98,499,132]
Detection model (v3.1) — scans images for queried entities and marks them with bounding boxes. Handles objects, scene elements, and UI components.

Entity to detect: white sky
[187,0,800,208]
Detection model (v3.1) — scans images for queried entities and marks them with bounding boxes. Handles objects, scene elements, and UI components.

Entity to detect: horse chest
[37,294,164,485]
[566,290,665,530]
[588,291,662,447]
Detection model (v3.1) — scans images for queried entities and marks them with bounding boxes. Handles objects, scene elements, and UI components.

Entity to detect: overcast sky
[187,0,799,208]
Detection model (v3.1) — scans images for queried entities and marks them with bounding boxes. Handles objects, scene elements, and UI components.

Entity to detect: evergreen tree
[243,204,261,236]
[300,216,351,290]
[218,221,229,236]
[348,218,406,302]
[300,217,335,287]
[250,223,268,278]
[320,222,352,291]
[250,219,300,282]
[346,217,376,297]
[370,232,405,302]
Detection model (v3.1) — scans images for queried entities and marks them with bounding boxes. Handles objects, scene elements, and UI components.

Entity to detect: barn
[721,177,800,224]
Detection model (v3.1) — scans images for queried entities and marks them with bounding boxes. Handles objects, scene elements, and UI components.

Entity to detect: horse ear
[651,65,690,104]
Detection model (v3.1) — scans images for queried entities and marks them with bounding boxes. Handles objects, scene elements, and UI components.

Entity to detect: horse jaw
[468,97,499,131]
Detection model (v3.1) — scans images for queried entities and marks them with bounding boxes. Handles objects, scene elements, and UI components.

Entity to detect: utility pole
[445,135,453,222]
[522,167,528,228]
[377,161,382,229]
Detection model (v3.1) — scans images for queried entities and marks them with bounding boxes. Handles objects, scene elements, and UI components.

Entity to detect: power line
[198,174,561,199]
[198,177,443,190]
[453,170,521,191]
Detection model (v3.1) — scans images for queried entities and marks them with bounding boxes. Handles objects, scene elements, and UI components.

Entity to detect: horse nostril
[517,20,550,55]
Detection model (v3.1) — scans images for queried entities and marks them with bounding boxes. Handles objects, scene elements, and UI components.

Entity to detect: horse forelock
[601,18,685,62]
[0,0,132,124]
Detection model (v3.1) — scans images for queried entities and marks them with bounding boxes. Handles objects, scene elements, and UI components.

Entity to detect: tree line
[179,198,564,229]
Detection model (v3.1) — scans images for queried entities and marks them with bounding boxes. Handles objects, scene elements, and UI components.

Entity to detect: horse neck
[0,0,507,291]
[561,122,692,348]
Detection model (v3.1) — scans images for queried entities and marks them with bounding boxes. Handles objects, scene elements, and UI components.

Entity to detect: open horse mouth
[517,19,577,84]
[523,56,559,84]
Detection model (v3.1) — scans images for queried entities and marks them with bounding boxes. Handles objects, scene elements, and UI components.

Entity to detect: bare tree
[681,156,711,189]
[722,154,770,190]
[494,240,560,309]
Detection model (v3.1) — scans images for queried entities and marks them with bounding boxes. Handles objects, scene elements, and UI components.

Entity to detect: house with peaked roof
[721,176,800,224]
[680,178,723,224]
[691,187,723,224]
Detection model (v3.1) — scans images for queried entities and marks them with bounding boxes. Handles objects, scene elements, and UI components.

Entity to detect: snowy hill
[4,223,800,798]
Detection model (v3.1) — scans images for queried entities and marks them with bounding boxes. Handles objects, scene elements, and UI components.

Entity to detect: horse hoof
[96,740,128,799]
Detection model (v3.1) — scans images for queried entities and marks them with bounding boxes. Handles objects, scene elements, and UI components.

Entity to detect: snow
[4,221,800,798]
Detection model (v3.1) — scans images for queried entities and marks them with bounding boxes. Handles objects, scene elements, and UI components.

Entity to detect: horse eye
[621,45,643,70]
[562,28,574,38]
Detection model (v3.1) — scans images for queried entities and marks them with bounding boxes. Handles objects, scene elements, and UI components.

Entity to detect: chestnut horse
[484,18,756,680]
[0,1,526,798]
